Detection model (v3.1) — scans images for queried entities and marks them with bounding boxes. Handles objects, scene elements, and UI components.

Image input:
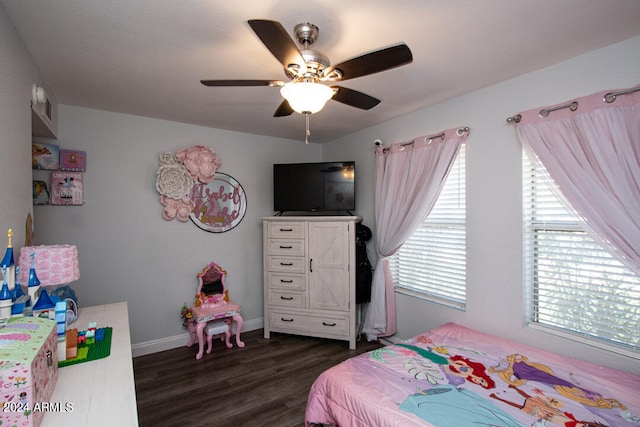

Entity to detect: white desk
[42,302,139,426]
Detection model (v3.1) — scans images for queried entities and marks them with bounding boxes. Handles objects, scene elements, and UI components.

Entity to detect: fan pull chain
[305,113,311,145]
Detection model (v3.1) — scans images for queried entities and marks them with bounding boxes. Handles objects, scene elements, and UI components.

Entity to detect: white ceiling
[3,0,640,143]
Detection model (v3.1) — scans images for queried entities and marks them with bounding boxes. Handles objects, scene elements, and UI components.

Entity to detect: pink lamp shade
[18,245,80,286]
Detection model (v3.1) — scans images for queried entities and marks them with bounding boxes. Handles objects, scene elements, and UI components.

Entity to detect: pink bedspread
[305,323,640,427]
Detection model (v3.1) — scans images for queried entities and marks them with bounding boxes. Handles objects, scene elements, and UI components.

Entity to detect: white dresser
[263,216,361,349]
[42,302,138,426]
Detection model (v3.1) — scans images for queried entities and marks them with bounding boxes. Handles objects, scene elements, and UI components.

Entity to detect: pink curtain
[362,127,469,340]
[514,85,640,275]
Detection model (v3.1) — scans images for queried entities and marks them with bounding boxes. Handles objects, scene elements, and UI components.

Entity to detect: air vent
[44,97,52,122]
[31,84,57,138]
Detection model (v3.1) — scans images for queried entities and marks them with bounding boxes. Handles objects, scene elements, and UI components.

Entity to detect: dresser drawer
[267,239,305,256]
[268,222,306,239]
[268,273,306,290]
[270,310,349,336]
[268,256,306,273]
[269,290,305,308]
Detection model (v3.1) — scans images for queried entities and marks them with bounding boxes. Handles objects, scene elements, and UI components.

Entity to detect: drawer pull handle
[280,228,293,232]
[309,259,313,272]
[281,318,294,322]
[280,262,293,266]
[322,322,337,327]
[279,245,293,249]
[46,350,53,367]
[280,279,293,283]
[280,296,294,300]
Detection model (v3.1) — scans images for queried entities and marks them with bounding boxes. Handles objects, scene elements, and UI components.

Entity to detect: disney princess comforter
[305,323,640,427]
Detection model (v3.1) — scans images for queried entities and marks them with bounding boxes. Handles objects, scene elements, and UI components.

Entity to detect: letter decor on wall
[189,173,246,233]
[155,145,247,233]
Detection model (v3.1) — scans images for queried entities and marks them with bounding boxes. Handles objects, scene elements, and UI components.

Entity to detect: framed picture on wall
[32,143,59,170]
[59,149,87,172]
[50,171,84,205]
[32,180,50,205]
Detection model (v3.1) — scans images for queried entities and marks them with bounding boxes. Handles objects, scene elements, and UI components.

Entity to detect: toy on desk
[31,262,57,320]
[86,322,97,344]
[66,329,78,359]
[49,285,79,324]
[32,288,56,319]
[59,322,111,367]
[55,300,68,361]
[0,266,12,318]
[55,301,67,334]
[13,266,24,300]
[26,252,41,306]
[18,244,80,322]
[11,267,29,316]
[1,229,16,296]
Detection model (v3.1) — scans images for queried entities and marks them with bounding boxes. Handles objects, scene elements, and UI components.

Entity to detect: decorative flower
[160,195,195,222]
[180,303,193,327]
[156,163,193,199]
[159,152,179,165]
[176,145,221,183]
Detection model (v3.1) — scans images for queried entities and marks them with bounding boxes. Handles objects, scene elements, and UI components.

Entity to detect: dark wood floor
[133,329,382,427]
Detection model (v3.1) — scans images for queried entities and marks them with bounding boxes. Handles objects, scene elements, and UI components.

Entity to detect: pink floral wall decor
[176,145,221,183]
[155,146,221,222]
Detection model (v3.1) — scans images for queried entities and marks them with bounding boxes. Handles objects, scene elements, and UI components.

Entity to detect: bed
[305,323,640,427]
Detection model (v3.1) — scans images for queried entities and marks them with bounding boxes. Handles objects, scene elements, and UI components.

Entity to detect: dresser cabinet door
[308,221,350,311]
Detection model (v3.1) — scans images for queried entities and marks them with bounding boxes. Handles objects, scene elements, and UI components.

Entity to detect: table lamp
[18,245,79,320]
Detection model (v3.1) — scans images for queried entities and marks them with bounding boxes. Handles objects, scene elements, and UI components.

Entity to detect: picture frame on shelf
[32,180,50,205]
[32,142,59,170]
[50,171,84,205]
[59,149,86,172]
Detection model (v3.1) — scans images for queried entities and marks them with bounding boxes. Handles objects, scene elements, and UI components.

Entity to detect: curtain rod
[506,84,640,124]
[374,127,470,148]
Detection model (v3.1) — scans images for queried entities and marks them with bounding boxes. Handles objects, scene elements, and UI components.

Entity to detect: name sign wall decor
[189,173,247,233]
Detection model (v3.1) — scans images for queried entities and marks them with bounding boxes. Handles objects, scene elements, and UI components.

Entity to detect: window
[390,144,466,309]
[523,152,640,355]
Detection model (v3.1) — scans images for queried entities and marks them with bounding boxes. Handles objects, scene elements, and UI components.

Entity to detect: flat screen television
[273,161,356,213]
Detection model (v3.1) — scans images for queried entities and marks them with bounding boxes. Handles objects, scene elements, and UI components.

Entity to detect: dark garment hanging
[355,222,373,304]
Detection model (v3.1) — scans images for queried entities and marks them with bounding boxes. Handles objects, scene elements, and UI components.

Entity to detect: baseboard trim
[132,317,264,358]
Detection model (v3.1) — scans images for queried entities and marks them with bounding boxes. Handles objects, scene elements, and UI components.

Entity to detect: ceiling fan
[200,19,413,142]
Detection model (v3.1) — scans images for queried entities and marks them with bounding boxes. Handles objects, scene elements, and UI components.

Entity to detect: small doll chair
[205,320,231,354]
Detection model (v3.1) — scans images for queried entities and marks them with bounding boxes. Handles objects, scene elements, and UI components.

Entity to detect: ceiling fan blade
[330,86,381,110]
[325,44,412,81]
[248,19,306,73]
[273,100,294,117]
[200,79,284,87]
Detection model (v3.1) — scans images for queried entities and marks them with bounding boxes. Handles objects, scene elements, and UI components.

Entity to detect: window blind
[391,144,466,309]
[523,152,640,353]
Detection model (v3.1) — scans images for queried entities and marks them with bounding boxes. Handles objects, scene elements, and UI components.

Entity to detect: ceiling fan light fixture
[280,81,334,114]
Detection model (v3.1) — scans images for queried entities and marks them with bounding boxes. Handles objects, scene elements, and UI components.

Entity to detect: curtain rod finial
[506,114,522,124]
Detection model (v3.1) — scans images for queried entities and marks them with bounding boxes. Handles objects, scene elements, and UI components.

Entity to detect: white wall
[323,34,640,374]
[0,5,39,254]
[32,107,321,354]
